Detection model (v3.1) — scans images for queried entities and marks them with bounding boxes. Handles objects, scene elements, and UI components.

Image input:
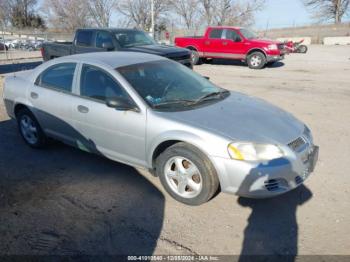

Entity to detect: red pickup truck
[175,26,286,69]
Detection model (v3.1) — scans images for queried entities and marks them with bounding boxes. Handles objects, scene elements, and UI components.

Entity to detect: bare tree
[170,0,199,29]
[198,0,265,27]
[227,0,266,27]
[117,0,170,30]
[213,0,231,26]
[303,0,349,23]
[198,0,215,25]
[0,0,12,27]
[42,0,92,31]
[87,0,118,27]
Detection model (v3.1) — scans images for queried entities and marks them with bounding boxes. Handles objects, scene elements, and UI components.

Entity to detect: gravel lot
[0,45,349,257]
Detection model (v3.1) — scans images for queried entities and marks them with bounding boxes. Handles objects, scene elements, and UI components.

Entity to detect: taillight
[40,47,44,57]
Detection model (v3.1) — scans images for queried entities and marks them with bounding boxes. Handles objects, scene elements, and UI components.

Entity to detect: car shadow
[201,59,285,68]
[236,158,313,261]
[0,118,165,256]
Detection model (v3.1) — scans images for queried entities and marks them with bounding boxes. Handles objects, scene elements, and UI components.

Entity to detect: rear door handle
[77,105,89,113]
[204,40,210,45]
[30,92,39,99]
[222,41,228,46]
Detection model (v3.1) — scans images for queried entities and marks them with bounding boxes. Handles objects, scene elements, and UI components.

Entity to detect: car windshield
[240,28,257,39]
[115,30,156,48]
[117,60,229,111]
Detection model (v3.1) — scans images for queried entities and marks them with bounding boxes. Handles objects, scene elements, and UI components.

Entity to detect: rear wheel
[247,51,266,69]
[156,142,219,205]
[16,108,47,148]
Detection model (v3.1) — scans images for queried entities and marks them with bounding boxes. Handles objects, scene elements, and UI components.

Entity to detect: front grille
[264,179,280,191]
[288,136,306,152]
[295,176,303,185]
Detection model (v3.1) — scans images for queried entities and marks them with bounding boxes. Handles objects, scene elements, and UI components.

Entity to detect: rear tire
[247,51,266,69]
[16,108,47,148]
[156,142,219,206]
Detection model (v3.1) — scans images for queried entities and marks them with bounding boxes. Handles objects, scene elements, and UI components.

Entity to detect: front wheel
[156,142,219,206]
[247,52,266,69]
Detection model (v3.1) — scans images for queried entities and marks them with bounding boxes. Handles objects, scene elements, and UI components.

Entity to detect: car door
[203,28,224,57]
[28,62,78,143]
[221,29,246,59]
[71,63,147,166]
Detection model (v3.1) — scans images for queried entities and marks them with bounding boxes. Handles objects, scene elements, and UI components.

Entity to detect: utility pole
[150,0,155,38]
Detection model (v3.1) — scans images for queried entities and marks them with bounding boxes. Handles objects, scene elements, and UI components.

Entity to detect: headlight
[267,44,278,50]
[228,142,284,161]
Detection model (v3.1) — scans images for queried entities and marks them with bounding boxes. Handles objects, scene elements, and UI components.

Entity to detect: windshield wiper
[152,99,196,108]
[194,90,229,104]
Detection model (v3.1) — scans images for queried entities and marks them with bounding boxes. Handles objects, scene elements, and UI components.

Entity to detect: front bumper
[266,54,285,62]
[211,145,318,198]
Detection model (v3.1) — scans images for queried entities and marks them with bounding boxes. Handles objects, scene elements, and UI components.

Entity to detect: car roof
[77,28,143,32]
[53,52,166,68]
[208,26,242,30]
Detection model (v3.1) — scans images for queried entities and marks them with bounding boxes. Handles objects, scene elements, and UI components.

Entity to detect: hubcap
[250,55,262,67]
[164,156,202,198]
[20,115,38,145]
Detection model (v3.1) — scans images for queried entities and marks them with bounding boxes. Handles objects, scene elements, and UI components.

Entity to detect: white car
[2,52,318,205]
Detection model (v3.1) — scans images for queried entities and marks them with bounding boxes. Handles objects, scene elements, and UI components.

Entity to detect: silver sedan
[3,52,318,205]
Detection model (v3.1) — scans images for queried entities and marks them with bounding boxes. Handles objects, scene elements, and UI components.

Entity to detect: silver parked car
[2,52,318,205]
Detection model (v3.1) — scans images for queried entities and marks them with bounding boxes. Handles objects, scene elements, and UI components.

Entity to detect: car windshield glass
[240,28,257,39]
[117,60,229,111]
[115,30,156,48]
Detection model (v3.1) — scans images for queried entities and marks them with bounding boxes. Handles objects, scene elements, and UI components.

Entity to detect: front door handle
[30,92,39,99]
[222,41,228,46]
[204,40,210,45]
[77,105,89,113]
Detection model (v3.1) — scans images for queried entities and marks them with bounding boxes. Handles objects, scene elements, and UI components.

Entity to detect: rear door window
[35,63,76,92]
[209,29,224,39]
[76,31,93,47]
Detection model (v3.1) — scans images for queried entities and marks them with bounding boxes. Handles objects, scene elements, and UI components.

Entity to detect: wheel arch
[14,103,32,118]
[246,48,267,58]
[148,132,213,169]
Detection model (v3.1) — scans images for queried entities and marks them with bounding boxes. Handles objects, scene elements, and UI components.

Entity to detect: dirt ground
[0,45,349,257]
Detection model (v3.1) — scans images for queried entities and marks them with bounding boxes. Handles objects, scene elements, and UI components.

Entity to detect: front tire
[297,45,308,53]
[247,51,266,69]
[16,108,47,148]
[156,142,219,205]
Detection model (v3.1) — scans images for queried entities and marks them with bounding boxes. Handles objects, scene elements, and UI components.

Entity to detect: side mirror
[106,97,138,111]
[203,76,210,80]
[102,42,114,51]
[235,37,242,42]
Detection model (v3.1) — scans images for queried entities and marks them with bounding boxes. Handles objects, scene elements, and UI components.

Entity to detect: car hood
[122,44,190,58]
[158,92,304,145]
